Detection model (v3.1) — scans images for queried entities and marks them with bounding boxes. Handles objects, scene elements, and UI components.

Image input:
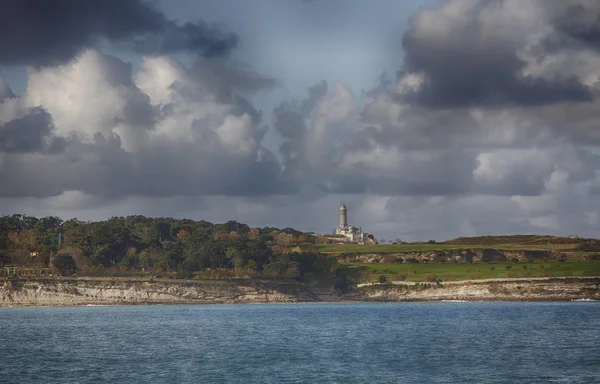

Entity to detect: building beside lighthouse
[334,202,374,243]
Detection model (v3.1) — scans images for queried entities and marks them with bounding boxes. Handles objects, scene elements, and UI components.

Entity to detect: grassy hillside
[307,235,591,254]
[346,260,600,283]
[444,235,588,245]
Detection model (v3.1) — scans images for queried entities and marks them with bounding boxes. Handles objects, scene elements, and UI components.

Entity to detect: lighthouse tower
[339,202,348,228]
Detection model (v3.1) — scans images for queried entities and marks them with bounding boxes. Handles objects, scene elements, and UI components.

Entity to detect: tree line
[0,214,343,281]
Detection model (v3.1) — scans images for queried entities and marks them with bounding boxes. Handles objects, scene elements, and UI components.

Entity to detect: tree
[53,254,77,275]
[246,260,257,272]
[226,247,245,270]
[176,229,191,241]
[248,228,261,239]
[8,229,38,252]
[276,233,296,247]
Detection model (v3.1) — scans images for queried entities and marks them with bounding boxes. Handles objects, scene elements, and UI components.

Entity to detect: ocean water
[0,302,599,383]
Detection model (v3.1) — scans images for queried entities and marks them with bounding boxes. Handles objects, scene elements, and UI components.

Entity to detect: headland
[2,214,600,306]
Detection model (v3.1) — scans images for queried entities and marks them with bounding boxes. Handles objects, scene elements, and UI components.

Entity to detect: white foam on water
[441,300,469,303]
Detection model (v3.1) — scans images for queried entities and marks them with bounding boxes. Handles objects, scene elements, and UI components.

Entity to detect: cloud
[0,77,14,101]
[3,0,600,241]
[23,50,155,152]
[397,0,595,107]
[190,59,277,100]
[0,50,289,199]
[0,107,64,153]
[551,0,600,51]
[0,0,238,67]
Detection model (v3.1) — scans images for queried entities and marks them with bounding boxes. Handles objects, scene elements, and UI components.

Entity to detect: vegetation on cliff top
[0,214,340,282]
[1,214,599,286]
[306,235,595,254]
[349,260,600,283]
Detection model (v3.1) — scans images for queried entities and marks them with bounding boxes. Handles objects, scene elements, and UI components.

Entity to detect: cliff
[354,277,600,302]
[339,248,569,264]
[0,278,334,307]
[1,277,599,306]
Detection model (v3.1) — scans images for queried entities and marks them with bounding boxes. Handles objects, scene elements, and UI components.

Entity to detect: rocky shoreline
[1,277,598,307]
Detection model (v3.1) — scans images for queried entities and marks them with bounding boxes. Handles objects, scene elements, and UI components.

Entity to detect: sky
[1,0,600,241]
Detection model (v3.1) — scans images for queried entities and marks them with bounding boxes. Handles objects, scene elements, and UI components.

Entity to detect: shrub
[442,274,454,282]
[406,258,419,264]
[397,274,407,281]
[378,275,388,284]
[382,256,397,263]
[511,258,519,264]
[424,274,438,283]
[575,242,600,252]
[52,254,77,275]
[505,265,512,270]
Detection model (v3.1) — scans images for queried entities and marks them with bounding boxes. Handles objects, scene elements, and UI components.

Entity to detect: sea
[0,302,599,383]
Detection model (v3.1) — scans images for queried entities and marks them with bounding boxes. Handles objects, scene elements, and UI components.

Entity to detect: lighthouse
[335,202,374,243]
[339,202,348,228]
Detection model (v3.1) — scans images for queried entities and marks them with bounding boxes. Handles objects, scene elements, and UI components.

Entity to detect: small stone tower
[340,202,348,228]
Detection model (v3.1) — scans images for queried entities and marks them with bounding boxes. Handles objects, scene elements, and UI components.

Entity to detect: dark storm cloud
[274,81,328,164]
[274,81,327,139]
[319,175,473,196]
[301,81,328,114]
[188,59,277,124]
[399,0,593,107]
[335,145,477,196]
[274,106,307,139]
[190,59,277,98]
[0,78,14,101]
[0,0,238,67]
[0,108,65,153]
[0,137,294,198]
[552,2,600,50]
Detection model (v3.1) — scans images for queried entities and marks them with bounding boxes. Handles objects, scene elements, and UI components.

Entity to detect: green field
[345,260,600,283]
[306,235,593,254]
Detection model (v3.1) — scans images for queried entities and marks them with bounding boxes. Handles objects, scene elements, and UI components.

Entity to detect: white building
[334,202,372,243]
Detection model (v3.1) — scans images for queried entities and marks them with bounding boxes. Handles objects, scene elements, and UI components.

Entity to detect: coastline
[1,276,599,307]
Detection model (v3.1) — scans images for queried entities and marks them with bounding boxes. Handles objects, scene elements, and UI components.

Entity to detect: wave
[571,298,598,302]
[441,300,469,303]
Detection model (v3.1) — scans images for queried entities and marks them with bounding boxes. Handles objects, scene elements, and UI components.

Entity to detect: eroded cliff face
[340,249,564,264]
[0,279,331,307]
[1,277,599,306]
[354,278,600,302]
